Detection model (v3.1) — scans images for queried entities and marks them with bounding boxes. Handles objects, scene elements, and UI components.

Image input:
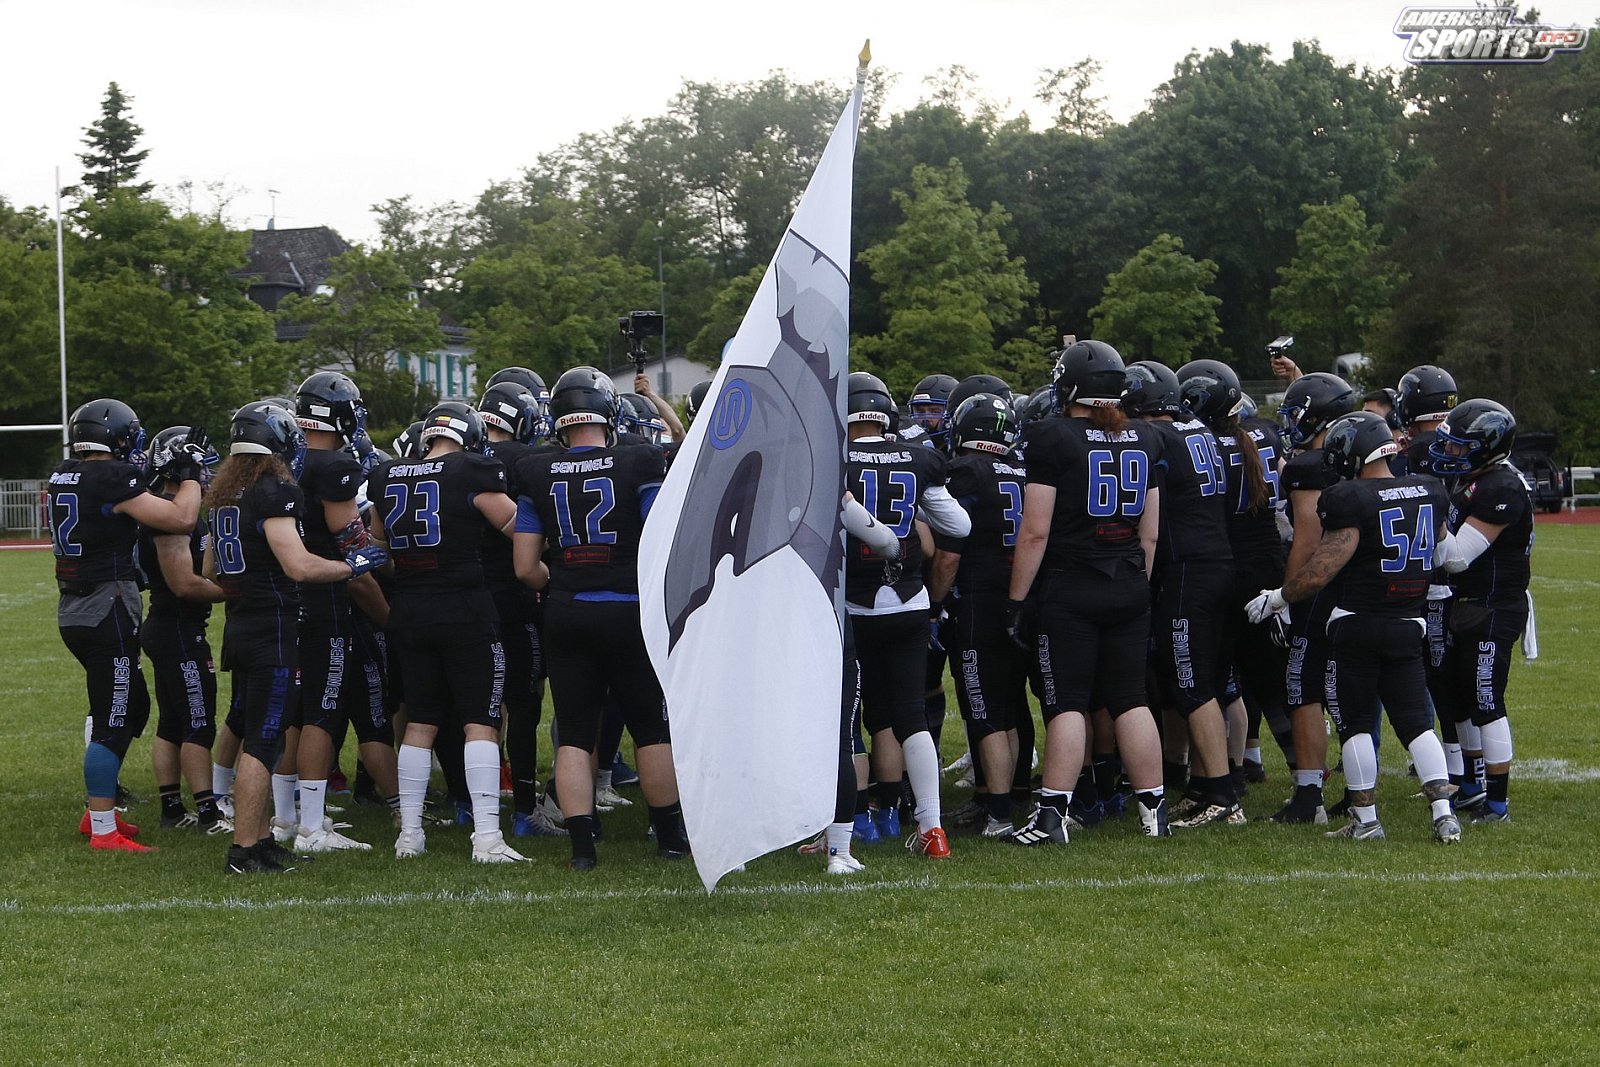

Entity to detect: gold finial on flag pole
[859,39,872,68]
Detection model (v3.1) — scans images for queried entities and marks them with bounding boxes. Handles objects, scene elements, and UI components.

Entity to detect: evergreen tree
[79,82,154,199]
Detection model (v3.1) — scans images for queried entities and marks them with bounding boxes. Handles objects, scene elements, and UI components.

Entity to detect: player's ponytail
[1221,413,1270,514]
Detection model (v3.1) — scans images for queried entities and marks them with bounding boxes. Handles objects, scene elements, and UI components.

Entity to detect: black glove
[1003,598,1030,651]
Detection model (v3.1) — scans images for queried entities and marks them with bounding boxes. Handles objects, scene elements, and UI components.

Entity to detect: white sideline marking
[3,867,1592,916]
[1379,757,1600,783]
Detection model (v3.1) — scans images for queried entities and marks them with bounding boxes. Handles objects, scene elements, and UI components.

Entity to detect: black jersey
[47,459,145,588]
[481,438,535,590]
[1214,418,1284,556]
[297,447,364,618]
[1447,463,1534,609]
[140,515,212,624]
[845,438,949,608]
[1282,447,1338,498]
[945,450,1025,599]
[212,475,304,615]
[1318,475,1448,618]
[515,443,663,598]
[1400,428,1438,479]
[1148,416,1232,564]
[1020,415,1165,575]
[369,449,507,627]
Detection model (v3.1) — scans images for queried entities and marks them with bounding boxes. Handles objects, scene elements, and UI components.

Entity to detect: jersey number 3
[383,481,442,550]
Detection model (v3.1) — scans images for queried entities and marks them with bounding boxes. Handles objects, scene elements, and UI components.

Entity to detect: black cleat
[1243,758,1268,784]
[567,855,597,872]
[226,842,292,874]
[1271,786,1329,825]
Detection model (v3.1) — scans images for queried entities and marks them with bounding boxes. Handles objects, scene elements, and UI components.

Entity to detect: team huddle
[49,339,1532,874]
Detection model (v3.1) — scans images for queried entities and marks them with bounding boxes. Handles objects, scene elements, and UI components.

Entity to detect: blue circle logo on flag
[709,379,753,450]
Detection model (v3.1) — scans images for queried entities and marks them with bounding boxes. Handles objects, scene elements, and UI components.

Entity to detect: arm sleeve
[1436,523,1491,573]
[918,484,971,539]
[842,494,900,559]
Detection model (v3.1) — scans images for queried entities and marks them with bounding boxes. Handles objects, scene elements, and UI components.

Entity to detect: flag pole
[55,166,68,458]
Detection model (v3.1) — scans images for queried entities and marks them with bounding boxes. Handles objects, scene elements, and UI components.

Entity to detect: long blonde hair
[205,454,294,508]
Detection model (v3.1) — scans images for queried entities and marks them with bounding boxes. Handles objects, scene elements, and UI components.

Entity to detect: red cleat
[906,826,951,859]
[80,809,140,838]
[89,830,155,853]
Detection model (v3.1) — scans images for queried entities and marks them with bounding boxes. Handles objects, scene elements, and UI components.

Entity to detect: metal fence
[1,479,46,539]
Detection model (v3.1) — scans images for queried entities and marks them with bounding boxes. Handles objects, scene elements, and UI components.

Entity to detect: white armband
[1435,524,1491,574]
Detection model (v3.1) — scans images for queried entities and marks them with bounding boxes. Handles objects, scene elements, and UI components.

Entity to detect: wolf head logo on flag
[639,42,870,891]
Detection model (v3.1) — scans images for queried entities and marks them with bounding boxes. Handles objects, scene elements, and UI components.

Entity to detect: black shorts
[852,609,929,743]
[1284,597,1334,709]
[61,600,152,760]
[392,622,504,730]
[1151,559,1234,714]
[1033,562,1150,718]
[233,661,298,765]
[948,596,1028,735]
[492,585,544,720]
[543,597,668,751]
[1442,601,1525,727]
[141,611,217,747]
[1326,614,1431,746]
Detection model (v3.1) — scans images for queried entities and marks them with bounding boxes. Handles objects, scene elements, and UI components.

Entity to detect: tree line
[1,30,1596,475]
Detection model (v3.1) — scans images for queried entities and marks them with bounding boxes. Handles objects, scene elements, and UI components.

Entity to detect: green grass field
[1,528,1596,1065]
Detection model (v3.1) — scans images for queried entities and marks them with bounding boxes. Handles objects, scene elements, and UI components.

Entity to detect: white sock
[1342,733,1378,793]
[1245,745,1262,764]
[1293,769,1323,788]
[1407,733,1449,790]
[1431,798,1453,820]
[212,763,236,797]
[1443,742,1464,777]
[1480,718,1513,765]
[597,768,614,790]
[1353,803,1378,824]
[397,744,431,835]
[902,731,942,833]
[89,808,117,835]
[299,779,327,834]
[464,739,501,836]
[825,821,853,855]
[271,773,298,824]
[1456,719,1482,751]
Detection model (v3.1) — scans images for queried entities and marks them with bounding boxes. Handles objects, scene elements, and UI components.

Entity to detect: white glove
[1246,588,1287,625]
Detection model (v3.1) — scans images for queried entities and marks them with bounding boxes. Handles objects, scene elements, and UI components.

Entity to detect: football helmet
[68,399,145,461]
[230,401,307,476]
[419,401,486,452]
[1122,360,1184,418]
[1321,411,1400,481]
[1277,372,1355,448]
[147,425,219,487]
[618,393,668,444]
[478,381,543,444]
[1429,398,1516,475]
[294,371,365,442]
[392,421,424,459]
[1176,359,1244,422]
[1018,385,1057,427]
[549,366,619,440]
[847,372,898,433]
[686,380,712,420]
[907,373,958,432]
[950,393,1019,455]
[1396,365,1458,426]
[939,374,1013,448]
[485,366,549,404]
[1051,340,1126,409]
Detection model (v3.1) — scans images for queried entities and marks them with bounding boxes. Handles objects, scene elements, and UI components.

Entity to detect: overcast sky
[2,0,1593,242]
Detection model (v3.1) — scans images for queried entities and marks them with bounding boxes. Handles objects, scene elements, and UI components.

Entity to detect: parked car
[1508,431,1567,513]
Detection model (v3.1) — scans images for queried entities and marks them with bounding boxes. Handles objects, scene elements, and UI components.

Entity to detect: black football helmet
[1277,372,1355,448]
[147,425,218,487]
[950,393,1019,455]
[230,401,307,476]
[1396,365,1458,426]
[1321,411,1400,481]
[1051,340,1126,409]
[1430,398,1516,476]
[392,421,424,459]
[907,373,959,432]
[478,381,542,444]
[1018,385,1057,427]
[1122,360,1184,418]
[485,366,549,403]
[549,366,619,440]
[938,374,1013,448]
[1176,359,1244,423]
[419,401,486,453]
[619,393,668,444]
[847,372,898,433]
[294,371,365,442]
[69,398,145,461]
[686,380,713,420]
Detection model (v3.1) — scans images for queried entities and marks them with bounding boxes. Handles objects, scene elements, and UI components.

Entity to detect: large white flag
[639,45,869,891]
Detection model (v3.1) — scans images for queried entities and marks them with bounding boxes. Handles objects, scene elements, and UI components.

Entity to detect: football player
[206,402,387,873]
[367,402,524,863]
[1248,411,1457,842]
[1007,341,1171,844]
[899,372,958,444]
[513,366,691,870]
[843,372,971,858]
[289,371,396,852]
[1431,399,1532,823]
[138,426,230,834]
[53,399,204,852]
[1124,360,1242,829]
[1272,371,1356,824]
